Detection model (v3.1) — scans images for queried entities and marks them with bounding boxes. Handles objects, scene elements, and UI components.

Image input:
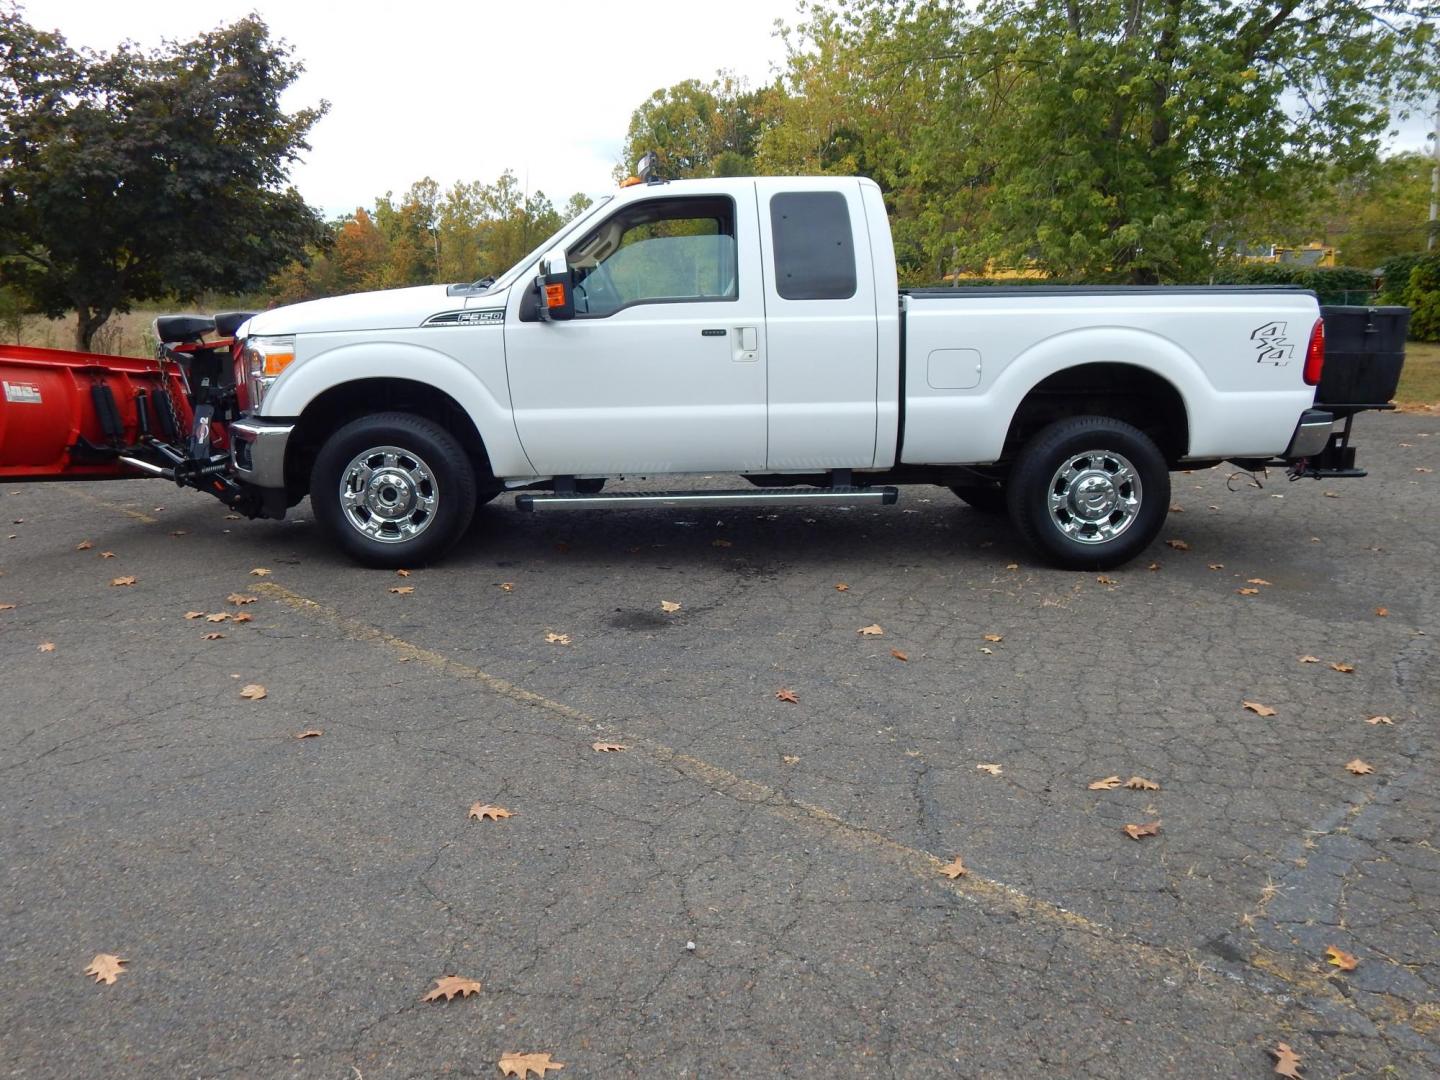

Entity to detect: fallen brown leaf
[1247,578,1272,586]
[1237,587,1261,596]
[1345,758,1373,775]
[1207,563,1224,571]
[982,633,1004,643]
[1146,562,1161,571]
[84,953,126,985]
[202,632,224,640]
[544,632,571,645]
[1088,776,1123,790]
[1166,539,1189,550]
[1004,562,1019,570]
[890,648,909,662]
[592,742,626,752]
[1123,820,1162,840]
[227,593,256,605]
[1374,606,1389,617]
[239,684,267,701]
[775,688,799,703]
[937,855,967,879]
[232,613,253,623]
[205,612,229,623]
[38,641,55,652]
[1169,503,1184,512]
[1323,490,1339,498]
[858,623,884,636]
[396,569,411,577]
[184,611,205,620]
[498,582,514,591]
[110,576,137,587]
[295,729,323,739]
[421,975,482,1002]
[782,754,800,765]
[1125,776,1160,791]
[99,551,115,559]
[1270,1042,1303,1078]
[1096,575,1117,585]
[1418,466,1434,474]
[389,586,414,595]
[1325,946,1359,972]
[1244,701,1277,717]
[498,1052,565,1078]
[1298,655,1320,664]
[660,600,681,613]
[0,602,14,611]
[468,803,512,821]
[1365,715,1393,725]
[1330,662,1354,673]
[248,568,271,577]
[976,763,1002,776]
[75,540,93,551]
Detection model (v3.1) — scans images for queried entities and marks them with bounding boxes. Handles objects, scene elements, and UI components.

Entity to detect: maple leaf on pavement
[1325,946,1359,971]
[295,729,323,739]
[232,613,253,623]
[1123,820,1162,840]
[202,632,224,641]
[834,582,849,591]
[775,688,799,703]
[421,975,482,1002]
[1297,655,1320,664]
[85,954,126,984]
[1374,606,1389,617]
[937,856,967,879]
[982,633,1003,643]
[1166,539,1189,550]
[1088,776,1123,790]
[976,763,1002,776]
[858,623,884,636]
[239,684,267,701]
[75,540,93,551]
[389,586,414,595]
[498,1051,565,1078]
[1270,1042,1303,1078]
[469,803,512,821]
[111,576,137,587]
[660,600,681,613]
[396,569,411,577]
[206,613,229,623]
[1125,776,1160,791]
[1330,662,1354,673]
[227,593,257,605]
[38,641,55,652]
[1244,701,1277,717]
[1366,715,1393,726]
[890,649,909,662]
[592,742,626,752]
[249,568,272,577]
[1345,759,1373,775]
[544,632,571,645]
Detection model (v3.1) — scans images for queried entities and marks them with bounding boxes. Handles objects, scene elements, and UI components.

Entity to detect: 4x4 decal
[1250,321,1293,365]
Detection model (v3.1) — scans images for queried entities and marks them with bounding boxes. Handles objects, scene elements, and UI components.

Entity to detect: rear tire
[1006,415,1169,570]
[949,483,1006,514]
[310,412,477,568]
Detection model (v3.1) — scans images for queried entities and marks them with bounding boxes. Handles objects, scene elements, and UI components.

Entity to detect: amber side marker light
[545,283,567,308]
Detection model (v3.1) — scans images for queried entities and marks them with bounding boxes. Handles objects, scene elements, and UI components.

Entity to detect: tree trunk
[74,306,110,352]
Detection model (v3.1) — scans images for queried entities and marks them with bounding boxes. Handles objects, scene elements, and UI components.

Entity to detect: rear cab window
[769,191,857,301]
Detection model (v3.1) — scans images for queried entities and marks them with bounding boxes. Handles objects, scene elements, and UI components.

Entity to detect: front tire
[1006,415,1169,570]
[310,412,477,568]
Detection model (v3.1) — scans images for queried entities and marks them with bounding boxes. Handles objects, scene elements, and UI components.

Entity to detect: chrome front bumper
[229,417,294,489]
[1284,409,1335,459]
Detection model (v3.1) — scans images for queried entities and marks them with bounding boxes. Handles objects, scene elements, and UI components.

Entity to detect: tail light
[1303,318,1325,386]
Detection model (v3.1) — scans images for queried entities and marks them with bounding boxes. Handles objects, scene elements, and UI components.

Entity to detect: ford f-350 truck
[1,174,1386,569]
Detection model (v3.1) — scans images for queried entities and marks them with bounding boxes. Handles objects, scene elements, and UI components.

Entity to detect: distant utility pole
[1431,98,1439,251]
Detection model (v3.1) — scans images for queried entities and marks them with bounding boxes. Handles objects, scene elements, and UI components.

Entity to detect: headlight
[239,336,296,412]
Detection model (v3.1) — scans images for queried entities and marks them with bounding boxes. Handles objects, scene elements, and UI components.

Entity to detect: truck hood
[244,284,505,336]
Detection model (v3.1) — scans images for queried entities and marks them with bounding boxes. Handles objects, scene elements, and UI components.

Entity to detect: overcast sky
[24,0,796,216]
[23,0,1439,220]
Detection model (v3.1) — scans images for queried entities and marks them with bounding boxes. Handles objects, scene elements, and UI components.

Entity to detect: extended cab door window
[570,196,737,318]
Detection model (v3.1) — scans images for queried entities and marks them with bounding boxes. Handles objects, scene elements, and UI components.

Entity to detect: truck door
[502,188,767,476]
[754,180,879,469]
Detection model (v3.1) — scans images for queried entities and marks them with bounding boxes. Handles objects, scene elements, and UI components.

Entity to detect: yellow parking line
[253,580,1340,1013]
[62,487,161,525]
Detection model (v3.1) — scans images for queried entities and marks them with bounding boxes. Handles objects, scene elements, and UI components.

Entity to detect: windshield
[487,195,615,292]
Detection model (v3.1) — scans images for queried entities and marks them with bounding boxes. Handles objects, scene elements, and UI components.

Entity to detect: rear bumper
[230,417,294,489]
[1284,409,1335,459]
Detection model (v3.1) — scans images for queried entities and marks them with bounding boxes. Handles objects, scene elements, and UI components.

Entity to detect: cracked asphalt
[2,410,1437,1079]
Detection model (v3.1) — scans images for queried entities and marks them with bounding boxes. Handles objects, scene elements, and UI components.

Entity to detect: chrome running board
[515,486,899,512]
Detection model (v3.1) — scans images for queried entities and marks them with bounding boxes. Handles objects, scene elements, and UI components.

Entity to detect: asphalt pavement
[2,410,1437,1079]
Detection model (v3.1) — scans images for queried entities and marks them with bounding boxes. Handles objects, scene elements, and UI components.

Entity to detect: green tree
[1318,152,1437,267]
[620,73,774,180]
[765,0,1439,284]
[0,6,326,349]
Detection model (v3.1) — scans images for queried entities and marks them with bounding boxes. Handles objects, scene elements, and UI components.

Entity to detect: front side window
[569,196,737,318]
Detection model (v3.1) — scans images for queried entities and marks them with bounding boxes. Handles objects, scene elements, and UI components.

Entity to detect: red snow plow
[0,312,263,512]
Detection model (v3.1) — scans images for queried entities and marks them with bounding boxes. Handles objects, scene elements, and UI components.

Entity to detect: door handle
[734,326,758,362]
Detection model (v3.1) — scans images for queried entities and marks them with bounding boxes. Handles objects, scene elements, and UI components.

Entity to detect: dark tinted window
[770,192,857,301]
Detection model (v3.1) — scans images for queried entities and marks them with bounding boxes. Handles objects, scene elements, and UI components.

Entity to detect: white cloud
[24,0,795,215]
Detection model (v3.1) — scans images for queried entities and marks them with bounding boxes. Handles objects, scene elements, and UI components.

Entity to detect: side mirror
[535,249,574,322]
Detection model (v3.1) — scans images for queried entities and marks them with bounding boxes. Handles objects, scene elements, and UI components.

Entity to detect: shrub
[1377,253,1433,304]
[1404,259,1440,342]
[1208,264,1378,305]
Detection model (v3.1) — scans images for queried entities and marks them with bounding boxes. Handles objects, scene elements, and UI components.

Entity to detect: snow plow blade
[0,344,195,481]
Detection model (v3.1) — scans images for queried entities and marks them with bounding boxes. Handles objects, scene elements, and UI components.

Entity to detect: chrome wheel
[1046,448,1143,545]
[338,445,438,544]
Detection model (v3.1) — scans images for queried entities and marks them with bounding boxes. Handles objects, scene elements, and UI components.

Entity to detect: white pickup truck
[218,174,1342,569]
[2,172,1353,569]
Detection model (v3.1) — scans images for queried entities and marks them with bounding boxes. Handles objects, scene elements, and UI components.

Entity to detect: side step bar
[515,486,899,513]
